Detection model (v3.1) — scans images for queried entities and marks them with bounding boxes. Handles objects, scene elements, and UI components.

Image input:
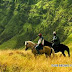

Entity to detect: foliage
[0,0,72,49]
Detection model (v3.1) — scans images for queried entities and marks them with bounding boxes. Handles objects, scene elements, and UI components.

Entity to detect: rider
[35,33,44,54]
[52,31,60,48]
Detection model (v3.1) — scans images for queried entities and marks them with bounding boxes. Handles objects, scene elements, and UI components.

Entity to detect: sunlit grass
[0,49,72,72]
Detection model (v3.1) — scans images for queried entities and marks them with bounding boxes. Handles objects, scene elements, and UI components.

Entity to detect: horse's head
[25,41,35,51]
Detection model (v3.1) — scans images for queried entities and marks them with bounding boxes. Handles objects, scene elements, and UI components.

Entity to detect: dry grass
[0,49,72,72]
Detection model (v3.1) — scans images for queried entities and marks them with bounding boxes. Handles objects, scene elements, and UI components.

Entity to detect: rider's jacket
[38,37,44,45]
[53,35,60,45]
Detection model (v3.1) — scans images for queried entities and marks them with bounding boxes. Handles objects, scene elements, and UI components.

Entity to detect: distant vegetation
[0,0,72,49]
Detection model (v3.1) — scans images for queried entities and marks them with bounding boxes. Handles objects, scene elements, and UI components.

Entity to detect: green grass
[63,33,72,51]
[64,34,72,45]
[0,36,17,50]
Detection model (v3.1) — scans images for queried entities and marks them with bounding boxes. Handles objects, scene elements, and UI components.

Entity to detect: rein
[32,44,36,51]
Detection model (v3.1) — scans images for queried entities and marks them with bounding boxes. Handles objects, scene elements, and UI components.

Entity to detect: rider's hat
[38,33,42,37]
[53,31,56,34]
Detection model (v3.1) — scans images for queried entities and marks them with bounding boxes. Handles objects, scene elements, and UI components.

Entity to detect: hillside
[0,0,72,49]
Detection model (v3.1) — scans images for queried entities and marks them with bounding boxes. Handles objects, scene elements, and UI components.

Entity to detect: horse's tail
[51,48,55,57]
[66,46,70,57]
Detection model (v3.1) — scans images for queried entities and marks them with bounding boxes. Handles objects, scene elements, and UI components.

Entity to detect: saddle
[35,44,43,50]
[39,46,43,50]
[39,44,43,50]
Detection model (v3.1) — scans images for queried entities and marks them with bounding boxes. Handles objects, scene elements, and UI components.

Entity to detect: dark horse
[44,40,70,57]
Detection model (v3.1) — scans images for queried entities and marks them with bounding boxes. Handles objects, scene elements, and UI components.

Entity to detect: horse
[44,40,70,57]
[25,41,55,58]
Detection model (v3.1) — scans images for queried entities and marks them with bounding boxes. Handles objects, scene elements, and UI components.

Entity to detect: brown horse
[25,41,55,58]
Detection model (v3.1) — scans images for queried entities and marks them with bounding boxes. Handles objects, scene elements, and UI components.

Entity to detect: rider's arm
[38,38,42,45]
[53,36,58,41]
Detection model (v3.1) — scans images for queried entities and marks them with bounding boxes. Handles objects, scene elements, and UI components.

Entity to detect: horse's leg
[62,51,66,57]
[45,53,48,58]
[34,54,37,59]
[66,48,70,57]
[51,48,55,57]
[49,55,51,58]
[59,54,62,57]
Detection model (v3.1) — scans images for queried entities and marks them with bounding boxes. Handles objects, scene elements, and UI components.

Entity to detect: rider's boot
[36,48,40,54]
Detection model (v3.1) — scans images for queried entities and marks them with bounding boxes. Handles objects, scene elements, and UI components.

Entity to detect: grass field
[0,48,72,72]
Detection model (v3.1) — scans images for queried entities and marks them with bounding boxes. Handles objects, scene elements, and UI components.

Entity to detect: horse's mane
[44,40,52,47]
[44,40,51,43]
[25,41,35,45]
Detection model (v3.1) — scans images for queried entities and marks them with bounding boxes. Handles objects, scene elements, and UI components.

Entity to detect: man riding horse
[52,31,60,52]
[35,33,44,54]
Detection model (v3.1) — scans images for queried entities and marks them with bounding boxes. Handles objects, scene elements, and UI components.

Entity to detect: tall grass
[0,49,72,72]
